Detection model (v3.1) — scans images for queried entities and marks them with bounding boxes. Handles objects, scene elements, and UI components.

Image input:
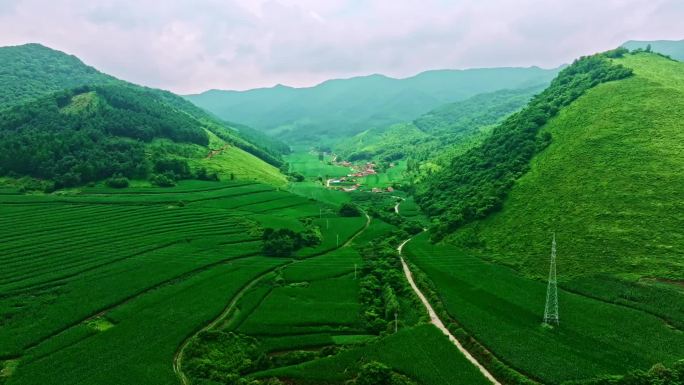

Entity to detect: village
[324,154,396,193]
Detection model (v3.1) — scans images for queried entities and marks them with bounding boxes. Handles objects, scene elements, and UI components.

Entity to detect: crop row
[7,257,287,385]
[403,233,684,384]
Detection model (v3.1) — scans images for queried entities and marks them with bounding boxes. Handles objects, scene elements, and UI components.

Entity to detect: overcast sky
[0,0,682,93]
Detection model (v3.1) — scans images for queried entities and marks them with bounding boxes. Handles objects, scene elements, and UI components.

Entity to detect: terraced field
[0,180,368,385]
[403,233,684,384]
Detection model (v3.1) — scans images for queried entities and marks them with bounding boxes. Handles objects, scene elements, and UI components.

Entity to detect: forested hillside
[0,44,289,188]
[334,86,544,174]
[186,67,560,144]
[0,43,117,109]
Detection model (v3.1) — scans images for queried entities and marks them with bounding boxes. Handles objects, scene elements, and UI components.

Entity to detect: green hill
[0,44,287,187]
[622,39,684,61]
[443,52,683,282]
[185,67,560,144]
[0,43,117,110]
[334,86,544,173]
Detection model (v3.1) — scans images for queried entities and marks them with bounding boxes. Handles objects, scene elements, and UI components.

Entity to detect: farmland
[1,177,491,385]
[0,180,371,385]
[403,232,684,384]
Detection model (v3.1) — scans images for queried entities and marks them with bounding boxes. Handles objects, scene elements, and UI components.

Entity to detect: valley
[1,37,683,385]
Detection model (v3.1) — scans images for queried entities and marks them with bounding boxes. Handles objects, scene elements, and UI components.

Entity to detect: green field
[0,180,373,385]
[0,179,491,385]
[285,152,351,179]
[254,324,492,385]
[404,232,684,384]
[358,161,407,188]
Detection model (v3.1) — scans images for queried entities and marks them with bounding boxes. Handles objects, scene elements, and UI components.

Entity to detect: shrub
[105,174,130,188]
[150,172,176,187]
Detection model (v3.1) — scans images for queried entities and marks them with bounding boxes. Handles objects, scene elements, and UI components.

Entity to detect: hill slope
[0,84,286,187]
[447,53,684,281]
[334,86,544,171]
[622,39,684,61]
[0,44,287,187]
[185,67,560,144]
[0,43,117,110]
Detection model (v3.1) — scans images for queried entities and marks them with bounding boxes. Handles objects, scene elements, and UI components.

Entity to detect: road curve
[397,236,502,385]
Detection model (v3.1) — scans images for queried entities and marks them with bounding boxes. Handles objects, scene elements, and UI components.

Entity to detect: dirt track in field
[398,235,502,385]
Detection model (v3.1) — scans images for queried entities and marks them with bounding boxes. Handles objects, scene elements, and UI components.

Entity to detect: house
[387,186,394,192]
[371,188,382,193]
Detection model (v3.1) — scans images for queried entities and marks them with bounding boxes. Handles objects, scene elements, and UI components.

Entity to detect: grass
[447,53,684,281]
[253,324,491,385]
[189,129,288,186]
[404,232,684,384]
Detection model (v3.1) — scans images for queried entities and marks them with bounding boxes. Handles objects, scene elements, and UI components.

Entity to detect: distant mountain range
[185,66,562,144]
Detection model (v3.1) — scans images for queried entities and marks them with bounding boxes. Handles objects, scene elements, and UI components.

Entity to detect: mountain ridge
[185,66,561,144]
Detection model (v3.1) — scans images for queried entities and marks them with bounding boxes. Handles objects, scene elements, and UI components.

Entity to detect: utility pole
[543,233,559,326]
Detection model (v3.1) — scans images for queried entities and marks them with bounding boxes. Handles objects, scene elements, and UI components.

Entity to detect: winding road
[397,236,502,385]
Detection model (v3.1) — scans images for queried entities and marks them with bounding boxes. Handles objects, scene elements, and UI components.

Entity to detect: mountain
[0,44,287,187]
[425,51,683,284]
[622,39,684,61]
[185,67,561,144]
[334,85,545,174]
[0,43,118,110]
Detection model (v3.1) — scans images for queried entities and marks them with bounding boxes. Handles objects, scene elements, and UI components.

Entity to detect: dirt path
[391,196,404,215]
[173,266,279,385]
[173,212,371,385]
[397,236,502,385]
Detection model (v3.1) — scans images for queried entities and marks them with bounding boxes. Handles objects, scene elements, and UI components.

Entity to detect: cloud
[0,0,682,93]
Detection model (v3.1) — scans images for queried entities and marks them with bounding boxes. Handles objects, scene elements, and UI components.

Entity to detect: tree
[339,202,363,217]
[355,361,393,385]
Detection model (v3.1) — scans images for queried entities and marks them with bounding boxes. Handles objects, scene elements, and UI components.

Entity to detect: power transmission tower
[543,233,559,326]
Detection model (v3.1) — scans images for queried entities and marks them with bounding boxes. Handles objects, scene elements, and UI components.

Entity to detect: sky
[0,0,682,94]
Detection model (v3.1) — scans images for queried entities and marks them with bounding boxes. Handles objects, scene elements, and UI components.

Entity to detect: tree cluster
[566,361,684,385]
[352,361,417,385]
[262,219,322,257]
